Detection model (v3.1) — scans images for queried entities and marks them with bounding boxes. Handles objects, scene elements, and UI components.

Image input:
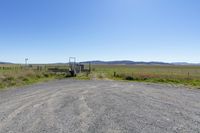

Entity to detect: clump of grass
[76,73,90,80]
[96,73,105,79]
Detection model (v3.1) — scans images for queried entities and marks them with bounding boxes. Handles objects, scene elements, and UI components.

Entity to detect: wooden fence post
[114,72,116,77]
[188,72,190,79]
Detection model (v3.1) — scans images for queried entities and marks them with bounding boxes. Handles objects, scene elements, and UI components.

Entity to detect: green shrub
[125,76,134,80]
[22,77,30,82]
[44,73,50,78]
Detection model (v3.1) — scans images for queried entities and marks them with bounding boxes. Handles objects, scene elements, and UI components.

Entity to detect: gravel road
[0,79,200,133]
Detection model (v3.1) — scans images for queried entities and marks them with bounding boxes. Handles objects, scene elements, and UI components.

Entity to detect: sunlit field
[92,65,200,88]
[0,64,68,89]
[1,64,200,89]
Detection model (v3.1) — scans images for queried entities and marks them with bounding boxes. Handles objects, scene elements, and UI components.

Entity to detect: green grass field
[91,65,200,88]
[1,64,200,89]
[0,64,68,89]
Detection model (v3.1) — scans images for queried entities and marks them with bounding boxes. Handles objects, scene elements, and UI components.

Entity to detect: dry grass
[92,65,200,88]
[0,66,67,89]
[2,64,200,89]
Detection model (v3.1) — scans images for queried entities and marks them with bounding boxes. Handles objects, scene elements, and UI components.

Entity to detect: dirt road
[0,79,200,133]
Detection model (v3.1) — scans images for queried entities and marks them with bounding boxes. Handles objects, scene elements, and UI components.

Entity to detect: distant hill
[81,60,200,66]
[172,62,200,66]
[0,62,13,64]
[81,60,172,65]
[0,61,199,66]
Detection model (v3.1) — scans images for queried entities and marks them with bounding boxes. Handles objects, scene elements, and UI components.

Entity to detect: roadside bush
[43,73,50,78]
[125,76,134,80]
[22,77,30,82]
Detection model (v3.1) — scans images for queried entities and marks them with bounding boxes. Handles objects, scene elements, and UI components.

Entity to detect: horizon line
[1,60,200,65]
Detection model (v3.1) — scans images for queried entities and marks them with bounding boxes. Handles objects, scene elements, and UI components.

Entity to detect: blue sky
[0,0,200,63]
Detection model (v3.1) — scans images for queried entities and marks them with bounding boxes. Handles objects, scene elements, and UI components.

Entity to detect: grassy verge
[2,64,200,89]
[112,73,200,88]
[87,65,200,89]
[75,73,91,80]
[0,69,67,90]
